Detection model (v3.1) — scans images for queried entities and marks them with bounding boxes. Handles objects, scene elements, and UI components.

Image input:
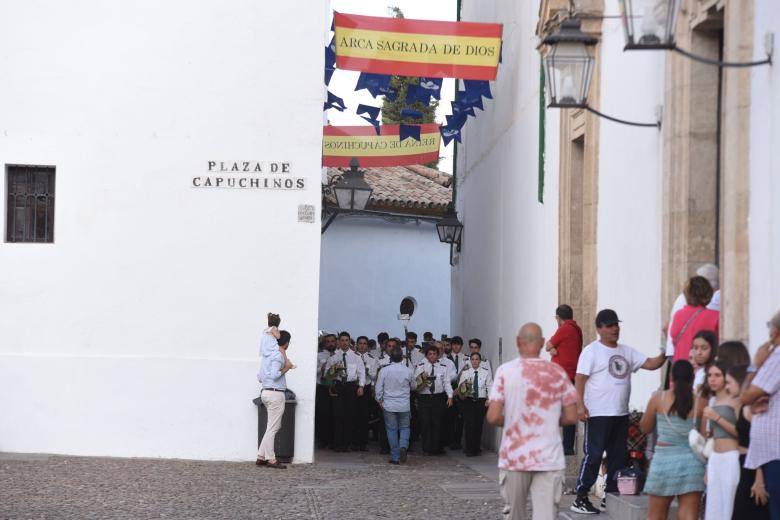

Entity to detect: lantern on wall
[619,0,680,50]
[333,158,373,211]
[542,18,598,108]
[436,203,463,247]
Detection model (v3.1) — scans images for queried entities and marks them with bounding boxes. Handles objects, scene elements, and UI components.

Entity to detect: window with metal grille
[6,165,56,243]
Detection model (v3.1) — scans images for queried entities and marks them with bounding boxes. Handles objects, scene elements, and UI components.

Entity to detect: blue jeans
[383,410,411,462]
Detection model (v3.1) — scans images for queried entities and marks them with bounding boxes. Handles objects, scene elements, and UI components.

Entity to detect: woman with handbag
[670,276,720,364]
[640,360,705,520]
[702,362,742,520]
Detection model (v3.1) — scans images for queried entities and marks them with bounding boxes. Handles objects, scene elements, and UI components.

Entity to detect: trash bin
[253,389,296,463]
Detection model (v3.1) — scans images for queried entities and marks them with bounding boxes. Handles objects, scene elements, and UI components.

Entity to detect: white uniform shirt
[439,355,456,384]
[317,350,333,384]
[402,348,424,368]
[325,349,366,386]
[447,352,470,377]
[376,351,393,371]
[358,352,378,386]
[458,366,493,399]
[414,361,453,398]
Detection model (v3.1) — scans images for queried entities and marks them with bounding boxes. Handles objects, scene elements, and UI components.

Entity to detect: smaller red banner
[323,124,441,167]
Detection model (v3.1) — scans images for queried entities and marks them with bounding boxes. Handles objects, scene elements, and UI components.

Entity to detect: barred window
[6,165,56,243]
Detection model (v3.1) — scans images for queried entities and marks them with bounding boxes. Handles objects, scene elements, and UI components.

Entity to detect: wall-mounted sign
[298,204,316,223]
[192,161,306,189]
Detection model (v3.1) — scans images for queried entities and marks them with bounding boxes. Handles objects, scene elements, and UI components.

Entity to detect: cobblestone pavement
[0,449,505,520]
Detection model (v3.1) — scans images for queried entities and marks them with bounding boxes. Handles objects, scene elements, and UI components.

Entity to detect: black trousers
[417,393,446,454]
[315,384,332,447]
[409,393,419,446]
[461,397,487,454]
[733,453,771,520]
[562,423,576,454]
[451,398,464,448]
[441,396,462,449]
[561,378,576,454]
[354,384,373,448]
[575,415,629,496]
[331,381,357,451]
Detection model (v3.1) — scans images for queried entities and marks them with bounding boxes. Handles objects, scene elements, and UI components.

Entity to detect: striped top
[746,348,780,469]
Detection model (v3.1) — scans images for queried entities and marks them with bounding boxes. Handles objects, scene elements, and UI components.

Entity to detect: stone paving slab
[0,450,504,520]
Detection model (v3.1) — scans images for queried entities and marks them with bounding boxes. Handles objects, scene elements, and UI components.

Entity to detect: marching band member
[458,352,493,456]
[447,336,470,449]
[355,336,378,451]
[324,331,365,452]
[414,344,453,455]
[469,338,493,378]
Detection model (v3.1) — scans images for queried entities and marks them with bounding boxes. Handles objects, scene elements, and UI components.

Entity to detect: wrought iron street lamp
[542,16,661,128]
[619,0,773,67]
[619,0,680,50]
[437,202,463,265]
[436,203,464,247]
[333,158,373,211]
[543,18,597,109]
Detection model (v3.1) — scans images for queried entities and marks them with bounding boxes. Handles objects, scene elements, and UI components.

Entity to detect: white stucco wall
[748,0,780,349]
[455,1,665,414]
[0,1,325,462]
[454,0,560,373]
[319,216,451,339]
[595,4,665,411]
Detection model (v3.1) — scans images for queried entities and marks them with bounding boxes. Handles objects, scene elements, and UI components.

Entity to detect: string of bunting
[323,12,503,165]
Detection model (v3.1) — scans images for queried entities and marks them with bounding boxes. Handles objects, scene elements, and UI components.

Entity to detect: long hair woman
[640,360,705,520]
[691,330,718,393]
[702,361,741,520]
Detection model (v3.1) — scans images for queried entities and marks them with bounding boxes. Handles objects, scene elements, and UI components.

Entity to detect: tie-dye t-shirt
[489,358,577,471]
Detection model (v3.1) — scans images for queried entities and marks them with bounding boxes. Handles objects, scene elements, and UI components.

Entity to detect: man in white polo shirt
[570,309,666,515]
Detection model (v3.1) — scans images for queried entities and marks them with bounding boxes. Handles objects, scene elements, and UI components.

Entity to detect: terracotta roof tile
[325,164,452,216]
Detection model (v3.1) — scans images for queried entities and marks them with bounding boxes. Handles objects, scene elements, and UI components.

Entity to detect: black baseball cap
[595,309,621,328]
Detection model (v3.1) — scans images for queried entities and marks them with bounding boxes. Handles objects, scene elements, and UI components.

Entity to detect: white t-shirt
[694,366,705,392]
[576,341,647,417]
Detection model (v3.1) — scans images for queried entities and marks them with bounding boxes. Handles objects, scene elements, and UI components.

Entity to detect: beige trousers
[257,390,286,461]
[499,469,564,520]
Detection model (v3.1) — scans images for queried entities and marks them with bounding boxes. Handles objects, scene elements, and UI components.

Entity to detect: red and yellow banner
[322,124,441,167]
[334,13,502,81]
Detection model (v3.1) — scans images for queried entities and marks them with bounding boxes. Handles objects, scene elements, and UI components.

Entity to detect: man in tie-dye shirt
[488,322,578,520]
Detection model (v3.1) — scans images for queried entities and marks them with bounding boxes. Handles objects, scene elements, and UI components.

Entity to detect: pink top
[489,358,577,471]
[670,305,719,363]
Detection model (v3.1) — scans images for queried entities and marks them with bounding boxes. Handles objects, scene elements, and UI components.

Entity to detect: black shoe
[357,445,368,452]
[570,496,600,515]
[388,459,400,465]
[379,448,389,454]
[400,447,408,463]
[449,444,462,450]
